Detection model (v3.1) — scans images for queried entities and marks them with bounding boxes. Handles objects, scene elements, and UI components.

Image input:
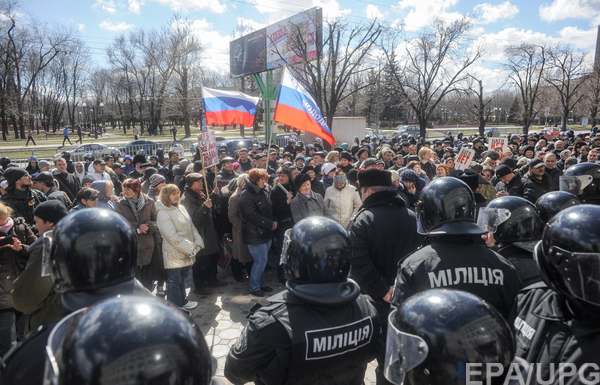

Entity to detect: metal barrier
[0,140,200,167]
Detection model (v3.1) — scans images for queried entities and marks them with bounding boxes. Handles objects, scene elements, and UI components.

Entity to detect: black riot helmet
[156,147,165,157]
[534,205,600,311]
[561,162,600,203]
[61,151,71,160]
[535,191,581,224]
[415,177,486,236]
[83,153,94,162]
[385,289,515,385]
[44,295,212,385]
[478,196,542,248]
[44,209,137,293]
[0,157,11,169]
[284,217,352,283]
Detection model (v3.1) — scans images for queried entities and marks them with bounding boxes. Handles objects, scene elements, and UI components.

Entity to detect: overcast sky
[20,0,600,89]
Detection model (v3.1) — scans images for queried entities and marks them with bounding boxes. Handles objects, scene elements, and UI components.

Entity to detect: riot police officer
[385,289,523,385]
[41,295,215,385]
[224,217,382,385]
[0,209,153,384]
[535,190,581,224]
[511,205,600,383]
[560,162,600,204]
[391,177,523,320]
[479,196,543,286]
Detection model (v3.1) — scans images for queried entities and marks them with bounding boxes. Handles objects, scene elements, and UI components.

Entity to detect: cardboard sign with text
[489,137,508,159]
[455,147,475,171]
[198,131,219,168]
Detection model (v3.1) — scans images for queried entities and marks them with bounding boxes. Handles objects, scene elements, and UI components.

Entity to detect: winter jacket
[12,238,63,335]
[155,201,204,269]
[114,194,158,266]
[52,170,80,201]
[239,180,274,245]
[290,191,324,224]
[0,188,47,228]
[347,190,424,317]
[180,186,220,257]
[495,172,525,198]
[546,166,563,192]
[323,184,361,228]
[0,217,36,309]
[522,172,553,203]
[228,188,253,263]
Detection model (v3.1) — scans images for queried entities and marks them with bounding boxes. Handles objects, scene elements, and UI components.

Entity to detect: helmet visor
[43,308,85,385]
[559,175,593,195]
[534,242,600,306]
[279,228,293,265]
[477,208,511,233]
[384,310,429,385]
[41,230,54,277]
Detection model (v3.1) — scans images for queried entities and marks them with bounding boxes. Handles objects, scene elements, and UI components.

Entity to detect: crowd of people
[0,124,599,384]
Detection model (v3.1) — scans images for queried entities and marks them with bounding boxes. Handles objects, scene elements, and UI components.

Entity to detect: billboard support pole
[253,70,278,145]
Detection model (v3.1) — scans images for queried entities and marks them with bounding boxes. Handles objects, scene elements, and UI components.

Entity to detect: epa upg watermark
[467,362,600,385]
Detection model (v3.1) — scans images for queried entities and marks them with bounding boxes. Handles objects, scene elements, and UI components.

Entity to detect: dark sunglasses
[86,196,98,201]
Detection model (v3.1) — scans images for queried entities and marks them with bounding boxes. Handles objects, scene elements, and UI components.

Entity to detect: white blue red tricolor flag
[274,67,335,146]
[202,87,260,127]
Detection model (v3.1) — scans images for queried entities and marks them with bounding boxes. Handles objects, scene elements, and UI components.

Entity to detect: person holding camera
[0,202,37,357]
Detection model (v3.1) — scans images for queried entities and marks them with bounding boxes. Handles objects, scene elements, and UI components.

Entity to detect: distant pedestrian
[62,127,72,146]
[25,128,36,146]
[75,125,83,144]
[171,126,177,141]
[133,126,140,140]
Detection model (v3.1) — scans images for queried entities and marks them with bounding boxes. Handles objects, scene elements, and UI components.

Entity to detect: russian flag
[202,87,260,128]
[274,67,335,146]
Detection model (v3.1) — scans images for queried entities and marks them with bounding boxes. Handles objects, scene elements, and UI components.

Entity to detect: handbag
[217,234,233,269]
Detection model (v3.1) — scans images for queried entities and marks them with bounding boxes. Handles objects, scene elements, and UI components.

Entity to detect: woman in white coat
[156,184,204,310]
[323,170,362,228]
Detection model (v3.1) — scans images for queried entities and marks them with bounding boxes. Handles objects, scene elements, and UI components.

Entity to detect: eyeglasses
[86,196,98,201]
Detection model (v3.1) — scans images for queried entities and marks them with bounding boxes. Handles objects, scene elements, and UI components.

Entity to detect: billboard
[229,7,322,78]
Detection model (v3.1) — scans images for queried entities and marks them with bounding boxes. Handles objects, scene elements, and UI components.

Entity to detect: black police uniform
[391,236,523,320]
[510,282,600,384]
[224,280,382,385]
[497,244,541,287]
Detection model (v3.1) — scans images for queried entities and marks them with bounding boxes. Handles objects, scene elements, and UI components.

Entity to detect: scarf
[127,193,146,222]
[0,217,14,235]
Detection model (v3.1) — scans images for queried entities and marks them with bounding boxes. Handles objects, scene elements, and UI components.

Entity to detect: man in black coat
[495,164,526,198]
[52,157,80,202]
[522,158,553,203]
[0,168,47,230]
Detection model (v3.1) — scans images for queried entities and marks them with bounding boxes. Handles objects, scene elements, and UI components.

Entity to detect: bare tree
[170,16,203,138]
[285,17,384,130]
[583,68,600,127]
[544,44,588,130]
[382,17,482,138]
[466,74,493,135]
[503,44,546,134]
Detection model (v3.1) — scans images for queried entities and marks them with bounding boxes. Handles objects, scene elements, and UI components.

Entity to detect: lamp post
[99,102,104,134]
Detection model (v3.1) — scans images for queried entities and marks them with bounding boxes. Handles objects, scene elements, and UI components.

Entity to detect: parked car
[218,139,255,156]
[392,125,420,138]
[118,140,160,156]
[55,144,119,162]
[483,127,501,137]
[366,128,388,140]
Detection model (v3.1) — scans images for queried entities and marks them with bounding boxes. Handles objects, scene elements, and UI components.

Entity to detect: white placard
[198,131,219,168]
[455,147,475,171]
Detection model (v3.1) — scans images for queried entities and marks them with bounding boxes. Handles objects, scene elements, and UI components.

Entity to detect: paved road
[183,265,377,384]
